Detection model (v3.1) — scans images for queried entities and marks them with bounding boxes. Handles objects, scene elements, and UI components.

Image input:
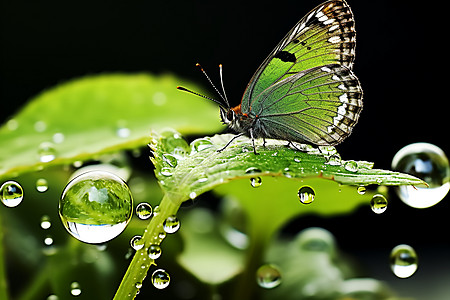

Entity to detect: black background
[1,0,449,298]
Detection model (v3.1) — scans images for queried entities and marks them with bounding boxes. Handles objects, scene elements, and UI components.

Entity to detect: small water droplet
[130,235,144,250]
[357,186,366,195]
[160,130,190,157]
[38,142,56,163]
[148,244,162,260]
[136,202,152,220]
[256,264,282,289]
[1,181,24,207]
[151,269,170,289]
[326,153,342,166]
[250,177,262,188]
[390,244,418,278]
[162,153,178,168]
[47,295,59,300]
[189,192,197,199]
[52,132,65,144]
[370,194,388,214]
[117,127,131,138]
[297,186,315,204]
[163,215,180,234]
[344,160,358,172]
[34,120,47,132]
[293,156,302,163]
[245,167,262,174]
[153,205,160,216]
[319,146,337,156]
[160,167,173,177]
[135,281,142,289]
[40,215,52,229]
[36,178,49,192]
[6,119,19,131]
[190,138,213,152]
[44,235,54,246]
[58,171,133,244]
[70,281,82,296]
[392,143,450,208]
[296,227,335,253]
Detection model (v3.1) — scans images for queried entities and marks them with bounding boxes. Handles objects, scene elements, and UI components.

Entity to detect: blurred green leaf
[0,73,222,181]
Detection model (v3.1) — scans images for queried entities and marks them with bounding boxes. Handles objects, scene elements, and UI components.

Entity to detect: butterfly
[178,0,363,154]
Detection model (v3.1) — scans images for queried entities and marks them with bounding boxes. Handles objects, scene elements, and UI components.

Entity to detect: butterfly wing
[241,0,356,113]
[253,64,362,145]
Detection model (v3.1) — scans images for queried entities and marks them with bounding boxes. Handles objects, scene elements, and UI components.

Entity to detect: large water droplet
[36,178,49,192]
[160,130,190,157]
[390,244,418,278]
[162,153,178,168]
[58,171,133,244]
[136,202,152,220]
[1,181,24,207]
[250,177,262,188]
[256,264,282,289]
[38,142,56,163]
[190,138,213,152]
[298,186,315,204]
[392,143,450,208]
[151,269,170,289]
[148,244,162,260]
[163,215,180,234]
[370,194,388,214]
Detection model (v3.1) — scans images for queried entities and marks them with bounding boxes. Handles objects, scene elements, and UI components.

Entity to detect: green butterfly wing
[241,0,356,113]
[253,64,362,145]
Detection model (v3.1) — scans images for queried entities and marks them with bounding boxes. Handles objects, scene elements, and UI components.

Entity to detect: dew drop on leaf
[357,186,366,195]
[190,138,213,152]
[392,142,450,208]
[151,269,170,289]
[136,202,152,220]
[130,235,144,250]
[40,215,52,229]
[58,171,133,244]
[1,181,24,207]
[37,142,56,163]
[70,281,82,296]
[344,160,358,172]
[148,244,162,260]
[256,264,282,289]
[390,244,418,278]
[36,178,49,192]
[370,194,388,214]
[297,186,315,204]
[163,215,180,234]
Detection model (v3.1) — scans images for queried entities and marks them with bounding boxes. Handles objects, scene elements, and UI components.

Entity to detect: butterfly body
[180,0,363,154]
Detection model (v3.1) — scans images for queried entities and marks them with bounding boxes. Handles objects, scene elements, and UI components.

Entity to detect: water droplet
[162,153,178,168]
[296,227,335,253]
[190,138,213,152]
[36,178,49,192]
[245,167,262,174]
[58,171,133,244]
[160,130,190,157]
[256,264,282,289]
[163,215,180,234]
[319,146,337,156]
[6,119,19,131]
[44,235,54,246]
[250,177,262,188]
[326,153,342,166]
[390,244,418,278]
[136,202,152,220]
[392,143,450,208]
[370,194,388,214]
[298,186,315,204]
[70,281,82,296]
[116,127,131,138]
[47,295,59,300]
[52,132,65,144]
[135,281,142,289]
[153,205,160,216]
[293,156,302,163]
[160,167,173,177]
[130,235,144,250]
[151,269,170,289]
[357,186,366,195]
[0,181,24,207]
[148,244,162,260]
[37,142,56,163]
[40,215,52,229]
[34,120,47,132]
[344,160,358,172]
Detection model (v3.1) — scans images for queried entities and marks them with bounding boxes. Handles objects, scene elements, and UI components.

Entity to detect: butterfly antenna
[196,63,228,107]
[176,86,226,108]
[219,64,230,108]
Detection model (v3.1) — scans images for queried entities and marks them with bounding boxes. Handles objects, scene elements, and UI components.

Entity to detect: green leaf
[0,73,222,181]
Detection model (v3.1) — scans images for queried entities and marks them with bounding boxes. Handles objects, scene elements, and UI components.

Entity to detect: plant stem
[113,193,181,299]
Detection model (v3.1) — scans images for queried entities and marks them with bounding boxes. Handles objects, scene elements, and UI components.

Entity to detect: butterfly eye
[226,110,234,121]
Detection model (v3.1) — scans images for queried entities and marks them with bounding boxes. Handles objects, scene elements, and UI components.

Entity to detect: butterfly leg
[249,128,259,155]
[217,133,245,152]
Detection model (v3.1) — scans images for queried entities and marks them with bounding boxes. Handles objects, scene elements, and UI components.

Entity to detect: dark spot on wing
[274,50,296,63]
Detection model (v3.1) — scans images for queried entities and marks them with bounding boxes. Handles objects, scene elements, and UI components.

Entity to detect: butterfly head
[219,106,235,126]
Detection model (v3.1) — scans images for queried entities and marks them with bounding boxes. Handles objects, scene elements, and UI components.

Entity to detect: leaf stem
[113,193,181,299]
